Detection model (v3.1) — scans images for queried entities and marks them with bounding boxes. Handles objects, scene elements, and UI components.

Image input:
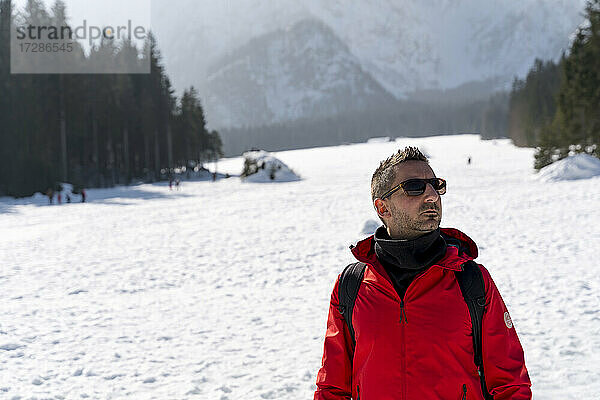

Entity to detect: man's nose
[423,182,439,202]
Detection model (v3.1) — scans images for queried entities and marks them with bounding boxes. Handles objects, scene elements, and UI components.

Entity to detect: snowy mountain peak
[203,17,395,128]
[151,0,589,127]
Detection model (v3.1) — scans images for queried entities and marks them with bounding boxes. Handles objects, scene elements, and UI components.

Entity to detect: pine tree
[508,59,562,148]
[481,92,509,139]
[0,1,223,196]
[535,0,600,168]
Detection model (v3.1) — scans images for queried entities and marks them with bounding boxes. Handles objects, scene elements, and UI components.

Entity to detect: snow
[535,153,600,182]
[1,134,599,399]
[366,136,391,143]
[360,219,380,236]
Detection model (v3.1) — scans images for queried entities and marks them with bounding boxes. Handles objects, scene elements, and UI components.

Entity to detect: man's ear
[374,198,390,219]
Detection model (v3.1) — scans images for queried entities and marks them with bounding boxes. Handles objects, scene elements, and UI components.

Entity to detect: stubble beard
[388,204,441,239]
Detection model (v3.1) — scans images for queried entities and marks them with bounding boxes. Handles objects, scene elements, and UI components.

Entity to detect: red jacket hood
[350,227,479,271]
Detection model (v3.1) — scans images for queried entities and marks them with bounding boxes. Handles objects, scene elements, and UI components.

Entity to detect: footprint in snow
[0,343,22,351]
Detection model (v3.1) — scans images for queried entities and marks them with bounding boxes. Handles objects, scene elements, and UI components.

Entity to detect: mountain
[295,0,588,94]
[150,0,588,128]
[202,18,395,128]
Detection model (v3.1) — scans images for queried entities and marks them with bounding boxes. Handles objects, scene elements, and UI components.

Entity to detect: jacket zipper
[397,266,437,400]
[356,385,360,400]
[398,266,435,324]
[399,300,407,323]
[462,384,467,400]
[400,313,406,400]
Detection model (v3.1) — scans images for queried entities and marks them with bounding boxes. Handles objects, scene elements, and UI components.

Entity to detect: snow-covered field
[1,135,599,399]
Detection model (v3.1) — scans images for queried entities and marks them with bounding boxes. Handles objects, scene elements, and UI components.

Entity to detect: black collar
[374,227,447,270]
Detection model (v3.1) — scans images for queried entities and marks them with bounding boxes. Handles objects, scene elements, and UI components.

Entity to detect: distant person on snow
[175,179,180,190]
[46,188,54,204]
[314,147,531,399]
[468,155,472,165]
[81,189,86,203]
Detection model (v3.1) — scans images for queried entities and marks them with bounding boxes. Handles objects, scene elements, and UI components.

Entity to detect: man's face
[376,161,442,239]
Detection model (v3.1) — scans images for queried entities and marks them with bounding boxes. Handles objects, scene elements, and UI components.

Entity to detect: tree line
[220,91,508,157]
[0,0,222,198]
[509,0,599,169]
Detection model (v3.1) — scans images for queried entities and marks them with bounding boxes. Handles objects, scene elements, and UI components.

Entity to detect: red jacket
[314,228,531,400]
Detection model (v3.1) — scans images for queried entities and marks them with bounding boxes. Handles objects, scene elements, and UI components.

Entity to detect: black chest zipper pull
[356,385,360,400]
[462,384,467,400]
[399,300,408,323]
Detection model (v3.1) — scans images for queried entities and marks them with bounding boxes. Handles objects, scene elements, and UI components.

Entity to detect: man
[314,147,531,399]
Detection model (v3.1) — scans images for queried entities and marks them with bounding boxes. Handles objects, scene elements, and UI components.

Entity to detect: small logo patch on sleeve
[504,311,513,329]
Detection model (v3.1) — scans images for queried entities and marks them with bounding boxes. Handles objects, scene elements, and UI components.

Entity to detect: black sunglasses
[381,178,447,199]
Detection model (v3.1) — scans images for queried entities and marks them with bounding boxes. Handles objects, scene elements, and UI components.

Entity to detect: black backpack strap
[455,260,493,400]
[337,262,367,348]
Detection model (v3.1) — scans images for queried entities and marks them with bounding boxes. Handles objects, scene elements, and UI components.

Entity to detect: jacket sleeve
[314,276,355,400]
[479,265,532,399]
